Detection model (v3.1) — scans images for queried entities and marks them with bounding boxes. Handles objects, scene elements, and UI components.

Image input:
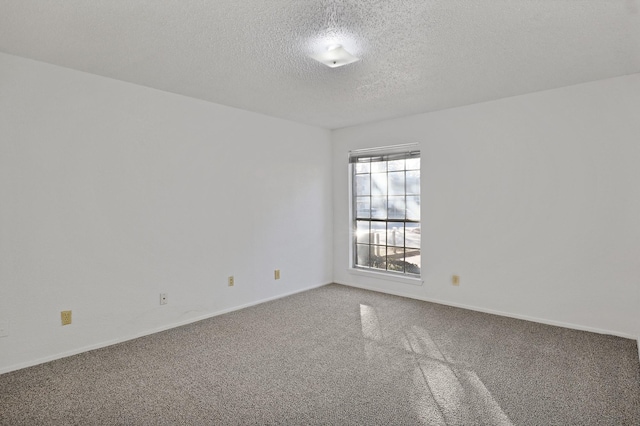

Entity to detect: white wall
[1,51,637,375]
[0,53,333,373]
[333,74,640,339]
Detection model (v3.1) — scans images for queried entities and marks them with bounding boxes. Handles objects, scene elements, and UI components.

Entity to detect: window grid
[353,156,420,276]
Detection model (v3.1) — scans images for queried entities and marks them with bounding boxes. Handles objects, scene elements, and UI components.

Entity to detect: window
[350,146,420,277]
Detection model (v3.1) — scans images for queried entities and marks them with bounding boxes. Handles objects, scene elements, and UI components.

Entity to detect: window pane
[405,249,421,274]
[355,161,370,174]
[387,247,405,272]
[356,221,370,243]
[406,158,420,170]
[371,197,387,219]
[387,223,404,247]
[388,171,405,195]
[371,173,387,195]
[355,175,370,196]
[388,159,404,171]
[370,245,386,270]
[371,221,386,246]
[388,196,405,219]
[371,161,387,173]
[406,171,420,195]
[356,197,370,219]
[356,244,370,267]
[406,196,420,221]
[405,223,420,249]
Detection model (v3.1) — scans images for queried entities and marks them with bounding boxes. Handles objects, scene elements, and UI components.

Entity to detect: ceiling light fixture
[310,44,360,68]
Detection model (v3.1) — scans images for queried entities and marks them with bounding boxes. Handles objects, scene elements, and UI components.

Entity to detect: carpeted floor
[1,283,639,425]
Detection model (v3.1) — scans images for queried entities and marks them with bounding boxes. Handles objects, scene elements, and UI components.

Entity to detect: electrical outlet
[0,322,9,337]
[61,310,72,326]
[228,276,234,286]
[160,293,168,305]
[274,269,280,280]
[452,275,460,286]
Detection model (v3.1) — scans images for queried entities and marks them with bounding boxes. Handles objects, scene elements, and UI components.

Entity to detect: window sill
[348,268,424,286]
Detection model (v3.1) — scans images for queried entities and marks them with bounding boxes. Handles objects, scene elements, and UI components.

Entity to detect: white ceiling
[1,1,639,129]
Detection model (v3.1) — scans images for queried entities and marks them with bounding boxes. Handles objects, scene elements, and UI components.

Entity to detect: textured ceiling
[1,1,639,129]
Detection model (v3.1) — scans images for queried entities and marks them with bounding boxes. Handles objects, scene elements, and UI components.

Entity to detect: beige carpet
[1,283,639,425]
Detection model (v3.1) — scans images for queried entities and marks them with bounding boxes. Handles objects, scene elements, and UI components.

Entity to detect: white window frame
[348,144,423,285]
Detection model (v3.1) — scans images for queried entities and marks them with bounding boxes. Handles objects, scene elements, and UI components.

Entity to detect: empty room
[1,1,639,425]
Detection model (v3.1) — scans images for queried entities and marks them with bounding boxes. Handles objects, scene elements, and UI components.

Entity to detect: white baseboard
[335,281,638,340]
[0,281,330,375]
